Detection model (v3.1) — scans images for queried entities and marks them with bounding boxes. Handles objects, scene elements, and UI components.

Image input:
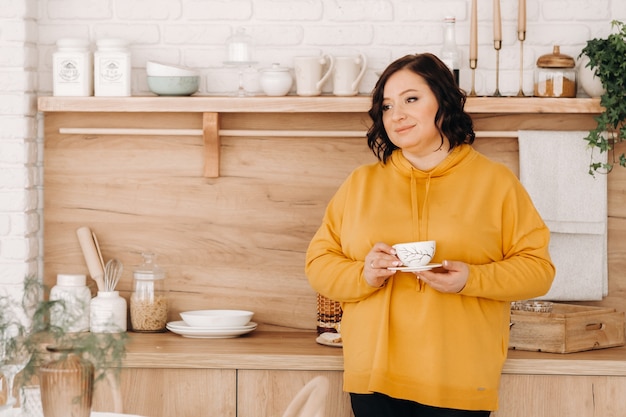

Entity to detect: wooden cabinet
[87,332,626,417]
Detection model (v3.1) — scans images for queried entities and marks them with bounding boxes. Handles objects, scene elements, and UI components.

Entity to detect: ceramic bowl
[146,61,199,77]
[180,309,254,327]
[392,240,436,267]
[147,76,199,96]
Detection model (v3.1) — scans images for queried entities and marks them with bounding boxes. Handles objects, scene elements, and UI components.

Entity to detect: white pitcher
[293,55,335,96]
[333,54,367,96]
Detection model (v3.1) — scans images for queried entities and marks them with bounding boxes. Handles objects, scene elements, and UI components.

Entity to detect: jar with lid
[130,252,168,332]
[534,45,577,98]
[52,38,93,97]
[260,64,292,96]
[94,38,131,96]
[49,273,91,333]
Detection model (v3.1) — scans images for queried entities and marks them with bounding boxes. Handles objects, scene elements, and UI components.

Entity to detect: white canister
[49,274,91,333]
[260,63,292,96]
[94,38,131,96]
[52,38,93,97]
[90,291,127,333]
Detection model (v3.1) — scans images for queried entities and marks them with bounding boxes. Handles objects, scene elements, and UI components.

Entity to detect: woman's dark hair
[367,53,475,163]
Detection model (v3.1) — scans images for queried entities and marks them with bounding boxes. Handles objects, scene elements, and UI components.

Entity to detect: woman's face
[381,69,443,157]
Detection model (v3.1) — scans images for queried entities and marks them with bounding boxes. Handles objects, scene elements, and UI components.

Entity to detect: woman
[305,54,555,417]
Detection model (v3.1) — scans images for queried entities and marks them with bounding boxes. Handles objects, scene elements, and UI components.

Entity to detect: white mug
[333,54,367,96]
[293,55,335,96]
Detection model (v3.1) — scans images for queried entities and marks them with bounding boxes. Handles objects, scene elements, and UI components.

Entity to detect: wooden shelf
[38,96,603,178]
[38,95,602,114]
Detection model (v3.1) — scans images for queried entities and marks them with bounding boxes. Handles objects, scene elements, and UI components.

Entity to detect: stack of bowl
[146,61,200,96]
[166,309,257,338]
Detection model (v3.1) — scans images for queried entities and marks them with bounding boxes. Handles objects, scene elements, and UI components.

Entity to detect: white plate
[315,332,342,348]
[166,321,257,338]
[387,263,443,272]
[167,320,256,331]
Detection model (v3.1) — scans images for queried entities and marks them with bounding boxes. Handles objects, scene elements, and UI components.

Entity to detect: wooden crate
[509,303,625,353]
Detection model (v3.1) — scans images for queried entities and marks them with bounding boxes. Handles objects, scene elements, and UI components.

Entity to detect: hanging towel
[518,131,607,301]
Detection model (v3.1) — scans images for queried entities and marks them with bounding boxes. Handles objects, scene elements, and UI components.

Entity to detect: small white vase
[578,55,606,97]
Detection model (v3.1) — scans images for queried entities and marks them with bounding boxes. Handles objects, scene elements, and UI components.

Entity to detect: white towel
[518,131,607,300]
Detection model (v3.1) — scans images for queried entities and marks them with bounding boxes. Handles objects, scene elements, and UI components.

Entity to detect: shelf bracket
[203,112,220,178]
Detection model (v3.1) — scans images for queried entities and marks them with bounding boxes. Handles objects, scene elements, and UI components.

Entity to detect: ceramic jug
[293,55,335,96]
[333,54,367,96]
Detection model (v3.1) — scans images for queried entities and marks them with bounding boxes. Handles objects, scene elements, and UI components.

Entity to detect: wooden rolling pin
[76,226,105,291]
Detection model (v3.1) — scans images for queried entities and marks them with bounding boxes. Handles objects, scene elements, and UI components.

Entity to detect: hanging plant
[579,20,626,175]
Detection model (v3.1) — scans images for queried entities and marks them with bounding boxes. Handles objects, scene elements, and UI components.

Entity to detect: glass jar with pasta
[130,252,169,332]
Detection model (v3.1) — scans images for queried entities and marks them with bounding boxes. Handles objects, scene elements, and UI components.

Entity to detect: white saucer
[315,332,342,348]
[166,321,257,338]
[387,263,443,272]
[167,320,256,331]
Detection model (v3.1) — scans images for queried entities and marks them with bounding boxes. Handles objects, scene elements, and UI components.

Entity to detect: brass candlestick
[493,40,502,97]
[517,31,526,96]
[469,59,477,96]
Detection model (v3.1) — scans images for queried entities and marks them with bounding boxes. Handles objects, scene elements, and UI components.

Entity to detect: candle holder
[517,31,526,96]
[493,40,502,97]
[469,59,477,96]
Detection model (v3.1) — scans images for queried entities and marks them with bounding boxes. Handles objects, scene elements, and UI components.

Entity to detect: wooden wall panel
[43,109,625,333]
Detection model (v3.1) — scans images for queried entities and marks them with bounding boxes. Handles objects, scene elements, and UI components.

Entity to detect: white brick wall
[1,0,625,291]
[0,0,41,294]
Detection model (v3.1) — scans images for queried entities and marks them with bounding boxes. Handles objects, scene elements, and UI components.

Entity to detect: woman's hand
[417,260,469,293]
[364,242,402,288]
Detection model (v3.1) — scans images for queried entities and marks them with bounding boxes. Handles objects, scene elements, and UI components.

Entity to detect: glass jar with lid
[534,45,577,98]
[130,252,168,332]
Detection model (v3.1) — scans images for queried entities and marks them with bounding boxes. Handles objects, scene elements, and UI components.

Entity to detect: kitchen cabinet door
[494,374,626,416]
[93,368,237,417]
[237,370,353,417]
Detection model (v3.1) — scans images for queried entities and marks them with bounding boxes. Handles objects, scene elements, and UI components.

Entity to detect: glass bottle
[130,252,168,332]
[440,16,461,86]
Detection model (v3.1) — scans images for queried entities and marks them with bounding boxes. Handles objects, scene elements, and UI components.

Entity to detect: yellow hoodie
[305,145,555,411]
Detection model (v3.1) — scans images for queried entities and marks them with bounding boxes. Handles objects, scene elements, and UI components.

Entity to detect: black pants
[350,393,491,417]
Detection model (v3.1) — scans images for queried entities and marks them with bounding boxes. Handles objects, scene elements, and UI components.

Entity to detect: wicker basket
[316,293,342,335]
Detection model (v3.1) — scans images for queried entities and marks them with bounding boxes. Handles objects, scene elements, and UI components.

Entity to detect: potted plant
[579,20,626,175]
[0,276,128,416]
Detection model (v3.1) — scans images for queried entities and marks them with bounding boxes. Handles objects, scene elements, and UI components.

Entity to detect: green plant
[0,276,128,399]
[580,20,626,175]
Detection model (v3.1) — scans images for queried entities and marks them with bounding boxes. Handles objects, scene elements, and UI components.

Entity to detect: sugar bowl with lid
[260,63,293,96]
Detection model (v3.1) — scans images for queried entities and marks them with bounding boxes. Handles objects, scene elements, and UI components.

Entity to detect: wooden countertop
[124,331,626,376]
[37,95,603,114]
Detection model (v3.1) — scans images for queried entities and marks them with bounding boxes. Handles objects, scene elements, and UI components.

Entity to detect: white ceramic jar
[52,38,93,97]
[90,291,127,333]
[49,273,91,332]
[94,38,131,96]
[260,64,292,96]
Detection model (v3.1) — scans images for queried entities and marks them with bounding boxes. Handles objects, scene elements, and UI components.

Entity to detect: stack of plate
[166,309,256,339]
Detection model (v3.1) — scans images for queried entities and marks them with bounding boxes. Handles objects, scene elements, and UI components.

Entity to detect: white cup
[293,55,335,96]
[333,54,367,96]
